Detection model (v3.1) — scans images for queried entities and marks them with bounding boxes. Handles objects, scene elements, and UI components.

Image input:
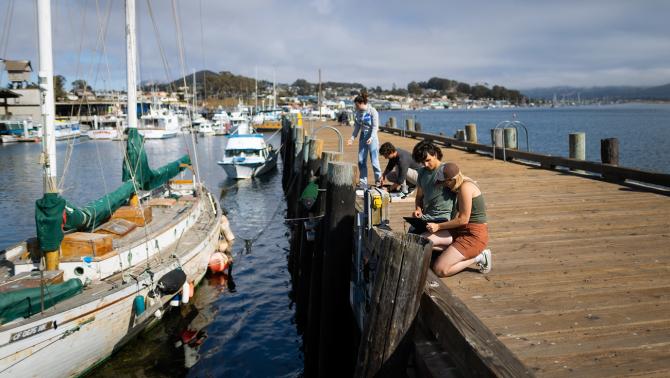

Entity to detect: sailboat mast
[37,0,57,193]
[125,0,138,129]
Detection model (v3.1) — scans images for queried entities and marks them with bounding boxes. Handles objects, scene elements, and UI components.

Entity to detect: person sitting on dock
[410,141,456,226]
[379,142,420,194]
[425,162,491,277]
[347,91,381,188]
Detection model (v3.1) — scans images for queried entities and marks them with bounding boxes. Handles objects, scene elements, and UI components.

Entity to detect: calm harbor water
[0,132,303,377]
[0,103,668,376]
[380,103,670,174]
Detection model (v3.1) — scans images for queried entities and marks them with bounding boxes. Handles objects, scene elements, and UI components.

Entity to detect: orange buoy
[189,281,195,297]
[208,251,231,273]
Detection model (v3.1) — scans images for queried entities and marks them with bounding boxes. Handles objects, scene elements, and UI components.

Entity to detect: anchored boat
[217,134,278,179]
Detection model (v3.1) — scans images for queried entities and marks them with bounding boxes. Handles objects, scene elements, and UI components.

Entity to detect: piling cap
[441,162,460,181]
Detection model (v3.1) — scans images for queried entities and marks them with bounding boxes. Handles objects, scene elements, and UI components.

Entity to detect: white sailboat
[0,2,222,377]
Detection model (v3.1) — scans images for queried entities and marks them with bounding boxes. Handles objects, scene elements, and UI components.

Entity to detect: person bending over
[425,162,491,277]
[380,142,421,194]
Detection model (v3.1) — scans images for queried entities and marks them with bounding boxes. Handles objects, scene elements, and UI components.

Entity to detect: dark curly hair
[412,140,442,163]
[379,142,396,156]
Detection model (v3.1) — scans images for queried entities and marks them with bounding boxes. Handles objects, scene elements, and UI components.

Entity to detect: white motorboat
[212,112,231,135]
[138,107,180,139]
[54,120,82,140]
[193,116,215,136]
[217,133,278,179]
[86,115,126,140]
[229,113,251,135]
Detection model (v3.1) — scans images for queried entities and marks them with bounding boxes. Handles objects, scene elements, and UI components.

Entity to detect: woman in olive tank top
[426,163,492,277]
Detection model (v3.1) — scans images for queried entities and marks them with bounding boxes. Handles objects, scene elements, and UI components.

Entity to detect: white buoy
[154,309,163,319]
[181,282,190,304]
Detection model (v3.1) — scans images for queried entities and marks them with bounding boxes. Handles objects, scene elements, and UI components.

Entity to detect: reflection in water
[1,134,302,377]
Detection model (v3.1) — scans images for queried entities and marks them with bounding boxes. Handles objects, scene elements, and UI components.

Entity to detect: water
[380,103,670,174]
[0,132,303,377]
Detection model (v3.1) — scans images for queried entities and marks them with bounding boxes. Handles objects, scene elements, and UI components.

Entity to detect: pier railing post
[569,132,586,172]
[318,161,357,378]
[465,123,478,151]
[601,137,623,182]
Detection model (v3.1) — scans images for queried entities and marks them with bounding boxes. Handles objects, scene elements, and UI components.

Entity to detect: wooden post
[389,116,397,129]
[415,121,422,132]
[318,161,357,378]
[304,150,343,377]
[455,130,465,141]
[465,123,477,143]
[569,132,586,172]
[354,230,433,377]
[490,128,504,148]
[405,118,415,132]
[504,127,517,149]
[601,138,619,165]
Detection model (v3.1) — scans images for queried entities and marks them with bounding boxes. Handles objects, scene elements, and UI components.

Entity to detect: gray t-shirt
[416,165,456,220]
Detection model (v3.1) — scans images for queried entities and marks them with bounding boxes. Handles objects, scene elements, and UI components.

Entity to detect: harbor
[1,0,670,377]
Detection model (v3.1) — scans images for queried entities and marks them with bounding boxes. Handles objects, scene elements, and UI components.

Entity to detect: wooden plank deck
[305,121,670,377]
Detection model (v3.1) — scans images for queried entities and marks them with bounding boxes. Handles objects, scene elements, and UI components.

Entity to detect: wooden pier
[281,119,670,377]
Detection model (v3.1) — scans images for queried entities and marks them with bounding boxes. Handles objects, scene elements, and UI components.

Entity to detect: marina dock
[281,119,670,377]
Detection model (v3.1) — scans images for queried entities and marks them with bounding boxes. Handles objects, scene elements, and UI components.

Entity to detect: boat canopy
[225,135,266,150]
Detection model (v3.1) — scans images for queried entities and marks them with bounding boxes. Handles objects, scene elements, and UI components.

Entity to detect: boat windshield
[225,149,261,157]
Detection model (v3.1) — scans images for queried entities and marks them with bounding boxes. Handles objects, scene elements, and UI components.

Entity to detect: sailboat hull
[0,194,221,377]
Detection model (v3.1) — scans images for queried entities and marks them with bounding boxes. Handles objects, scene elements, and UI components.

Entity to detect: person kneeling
[425,163,492,277]
[380,142,420,194]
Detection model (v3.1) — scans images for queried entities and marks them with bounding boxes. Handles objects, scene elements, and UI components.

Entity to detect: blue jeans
[358,136,381,186]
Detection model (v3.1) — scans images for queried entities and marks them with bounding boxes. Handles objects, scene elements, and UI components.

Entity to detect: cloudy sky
[2,0,670,90]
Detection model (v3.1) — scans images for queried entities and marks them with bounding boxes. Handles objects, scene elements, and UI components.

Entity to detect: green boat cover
[34,127,192,252]
[122,128,191,191]
[0,278,83,324]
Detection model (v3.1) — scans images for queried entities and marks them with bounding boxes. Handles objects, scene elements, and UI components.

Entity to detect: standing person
[425,162,492,277]
[379,142,420,194]
[347,92,381,188]
[410,141,456,222]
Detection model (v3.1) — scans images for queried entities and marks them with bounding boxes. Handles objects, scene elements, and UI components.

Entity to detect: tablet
[403,217,448,234]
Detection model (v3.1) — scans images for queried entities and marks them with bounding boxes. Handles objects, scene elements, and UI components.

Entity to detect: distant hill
[522,84,670,101]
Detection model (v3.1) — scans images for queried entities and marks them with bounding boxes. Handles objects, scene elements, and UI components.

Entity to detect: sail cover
[35,127,191,252]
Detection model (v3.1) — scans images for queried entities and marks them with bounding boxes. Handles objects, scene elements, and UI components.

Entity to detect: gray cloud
[1,0,669,90]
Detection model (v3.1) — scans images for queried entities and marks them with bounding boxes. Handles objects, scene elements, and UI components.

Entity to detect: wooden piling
[601,138,619,165]
[389,116,397,129]
[415,122,422,132]
[504,127,518,149]
[465,123,477,143]
[304,150,343,378]
[354,230,433,378]
[455,130,465,141]
[569,132,586,172]
[318,161,357,378]
[405,118,415,132]
[491,128,504,148]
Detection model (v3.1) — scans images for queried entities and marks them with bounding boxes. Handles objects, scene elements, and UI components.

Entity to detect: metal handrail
[311,125,344,153]
[492,120,529,161]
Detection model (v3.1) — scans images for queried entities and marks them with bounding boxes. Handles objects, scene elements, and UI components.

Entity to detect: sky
[1,0,670,91]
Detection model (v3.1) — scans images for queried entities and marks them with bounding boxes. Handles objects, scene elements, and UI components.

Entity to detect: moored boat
[217,133,278,179]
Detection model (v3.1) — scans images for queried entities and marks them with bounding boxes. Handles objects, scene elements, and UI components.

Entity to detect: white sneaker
[478,249,492,273]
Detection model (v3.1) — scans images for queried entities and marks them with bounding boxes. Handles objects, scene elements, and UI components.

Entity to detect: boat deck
[313,122,670,377]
